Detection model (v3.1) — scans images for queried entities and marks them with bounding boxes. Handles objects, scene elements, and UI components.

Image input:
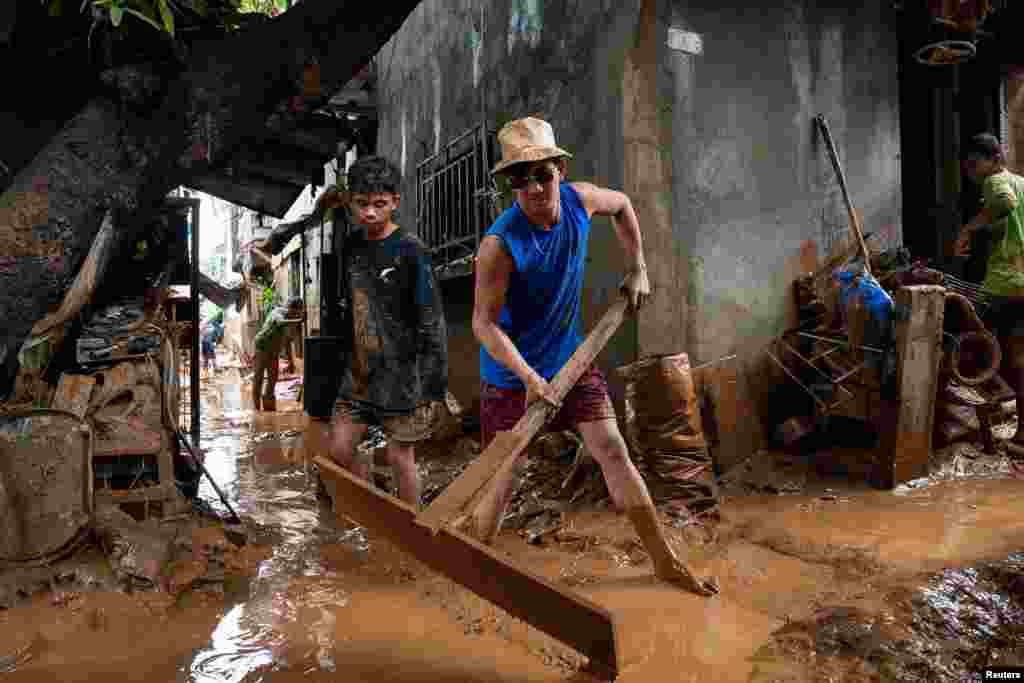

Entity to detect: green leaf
[274,0,288,10]
[156,0,174,34]
[48,0,65,17]
[186,0,208,17]
[123,7,165,31]
[109,4,123,25]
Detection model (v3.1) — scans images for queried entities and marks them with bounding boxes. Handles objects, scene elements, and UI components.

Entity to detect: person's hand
[525,373,561,411]
[285,361,296,375]
[620,264,651,312]
[955,229,972,257]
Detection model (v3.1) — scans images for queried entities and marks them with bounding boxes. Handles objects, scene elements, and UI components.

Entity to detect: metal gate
[415,124,500,279]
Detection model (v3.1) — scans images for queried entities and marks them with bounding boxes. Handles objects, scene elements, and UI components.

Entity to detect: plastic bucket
[303,336,345,419]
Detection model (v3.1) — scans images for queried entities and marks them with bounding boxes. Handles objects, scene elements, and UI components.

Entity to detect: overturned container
[616,353,718,517]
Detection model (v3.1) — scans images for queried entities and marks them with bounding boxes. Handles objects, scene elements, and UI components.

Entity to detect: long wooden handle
[416,297,630,533]
[815,115,872,276]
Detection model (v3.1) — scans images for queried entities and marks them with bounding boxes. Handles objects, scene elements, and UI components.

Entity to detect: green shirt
[253,306,294,355]
[981,169,1024,296]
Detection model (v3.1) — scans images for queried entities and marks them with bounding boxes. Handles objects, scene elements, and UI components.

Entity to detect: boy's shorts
[479,365,617,449]
[334,398,442,444]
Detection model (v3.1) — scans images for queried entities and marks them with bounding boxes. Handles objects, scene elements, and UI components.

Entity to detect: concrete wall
[652,0,903,463]
[374,0,902,468]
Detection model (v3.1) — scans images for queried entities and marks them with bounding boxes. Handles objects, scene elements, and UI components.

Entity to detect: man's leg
[1003,330,1024,453]
[262,355,279,406]
[252,352,267,410]
[577,417,717,596]
[381,402,441,508]
[330,405,371,481]
[385,440,420,506]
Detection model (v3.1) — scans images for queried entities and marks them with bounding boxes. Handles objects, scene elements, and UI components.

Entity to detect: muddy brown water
[2,367,1024,681]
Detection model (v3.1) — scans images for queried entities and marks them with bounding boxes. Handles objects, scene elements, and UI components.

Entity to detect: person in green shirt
[955,133,1024,455]
[252,297,303,411]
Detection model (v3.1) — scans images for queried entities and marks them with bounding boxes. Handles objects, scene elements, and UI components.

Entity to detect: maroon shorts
[480,366,617,448]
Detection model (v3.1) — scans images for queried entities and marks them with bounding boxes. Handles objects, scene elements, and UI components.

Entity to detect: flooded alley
[0,368,1023,682]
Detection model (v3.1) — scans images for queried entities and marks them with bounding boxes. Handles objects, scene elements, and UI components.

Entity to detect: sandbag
[616,353,717,516]
[617,353,706,452]
[0,411,92,564]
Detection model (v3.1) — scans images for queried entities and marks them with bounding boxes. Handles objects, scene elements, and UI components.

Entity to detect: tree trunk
[0,0,423,398]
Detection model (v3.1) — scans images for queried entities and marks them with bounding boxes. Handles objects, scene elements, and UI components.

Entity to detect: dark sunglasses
[507,167,556,190]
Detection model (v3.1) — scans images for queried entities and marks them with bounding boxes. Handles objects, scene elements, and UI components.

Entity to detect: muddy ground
[2,363,1024,682]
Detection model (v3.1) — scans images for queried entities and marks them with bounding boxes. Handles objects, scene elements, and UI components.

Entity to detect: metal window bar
[415,124,499,277]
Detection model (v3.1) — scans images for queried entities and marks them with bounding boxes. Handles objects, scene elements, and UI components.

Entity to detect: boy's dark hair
[347,156,402,196]
[962,133,1004,162]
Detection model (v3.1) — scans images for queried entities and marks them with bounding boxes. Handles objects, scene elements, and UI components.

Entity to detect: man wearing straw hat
[468,116,717,596]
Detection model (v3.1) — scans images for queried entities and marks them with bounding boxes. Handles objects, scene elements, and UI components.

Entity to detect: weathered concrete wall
[374,0,902,468]
[647,0,902,465]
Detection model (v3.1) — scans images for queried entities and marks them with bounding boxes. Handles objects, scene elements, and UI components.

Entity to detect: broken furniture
[776,258,948,487]
[58,299,189,520]
[84,359,184,519]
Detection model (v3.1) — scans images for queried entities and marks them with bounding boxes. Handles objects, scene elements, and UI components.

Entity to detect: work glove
[619,264,651,312]
[525,373,561,412]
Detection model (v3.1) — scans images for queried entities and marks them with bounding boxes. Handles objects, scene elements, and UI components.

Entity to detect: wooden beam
[185,172,302,219]
[314,457,621,679]
[235,141,329,187]
[278,117,346,157]
[874,286,945,488]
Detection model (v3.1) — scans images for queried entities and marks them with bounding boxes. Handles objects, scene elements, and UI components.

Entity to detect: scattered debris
[93,505,174,589]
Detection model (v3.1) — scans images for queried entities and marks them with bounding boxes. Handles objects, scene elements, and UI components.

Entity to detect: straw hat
[491,117,573,175]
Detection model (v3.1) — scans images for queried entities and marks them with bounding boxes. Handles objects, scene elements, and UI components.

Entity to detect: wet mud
[1,365,1024,681]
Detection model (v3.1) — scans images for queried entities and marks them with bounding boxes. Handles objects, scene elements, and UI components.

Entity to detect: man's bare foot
[654,558,719,596]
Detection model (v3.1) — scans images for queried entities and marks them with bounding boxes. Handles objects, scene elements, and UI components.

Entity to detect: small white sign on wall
[667,27,703,56]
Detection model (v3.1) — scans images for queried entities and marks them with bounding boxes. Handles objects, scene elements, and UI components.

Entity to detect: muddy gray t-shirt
[337,228,447,414]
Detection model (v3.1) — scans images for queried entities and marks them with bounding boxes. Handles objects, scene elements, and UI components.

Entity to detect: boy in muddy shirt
[328,156,448,506]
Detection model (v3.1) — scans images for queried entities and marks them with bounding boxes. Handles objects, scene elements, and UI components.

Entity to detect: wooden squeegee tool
[315,456,621,679]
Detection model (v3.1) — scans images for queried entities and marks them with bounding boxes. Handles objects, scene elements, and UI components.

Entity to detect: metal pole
[301,228,308,339]
[189,198,201,444]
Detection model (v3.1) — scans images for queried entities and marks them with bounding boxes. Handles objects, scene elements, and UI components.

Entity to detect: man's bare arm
[571,182,646,271]
[472,236,538,386]
[572,182,650,309]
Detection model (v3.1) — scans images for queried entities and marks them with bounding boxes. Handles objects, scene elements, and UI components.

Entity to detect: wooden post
[874,286,945,488]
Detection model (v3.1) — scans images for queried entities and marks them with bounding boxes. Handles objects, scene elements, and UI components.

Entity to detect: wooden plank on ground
[416,298,630,534]
[52,374,96,419]
[874,286,945,488]
[314,456,620,679]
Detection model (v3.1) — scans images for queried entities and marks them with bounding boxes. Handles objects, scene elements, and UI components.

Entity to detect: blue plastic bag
[833,264,894,371]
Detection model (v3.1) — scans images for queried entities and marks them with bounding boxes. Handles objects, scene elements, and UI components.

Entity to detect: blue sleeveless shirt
[480,182,590,389]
